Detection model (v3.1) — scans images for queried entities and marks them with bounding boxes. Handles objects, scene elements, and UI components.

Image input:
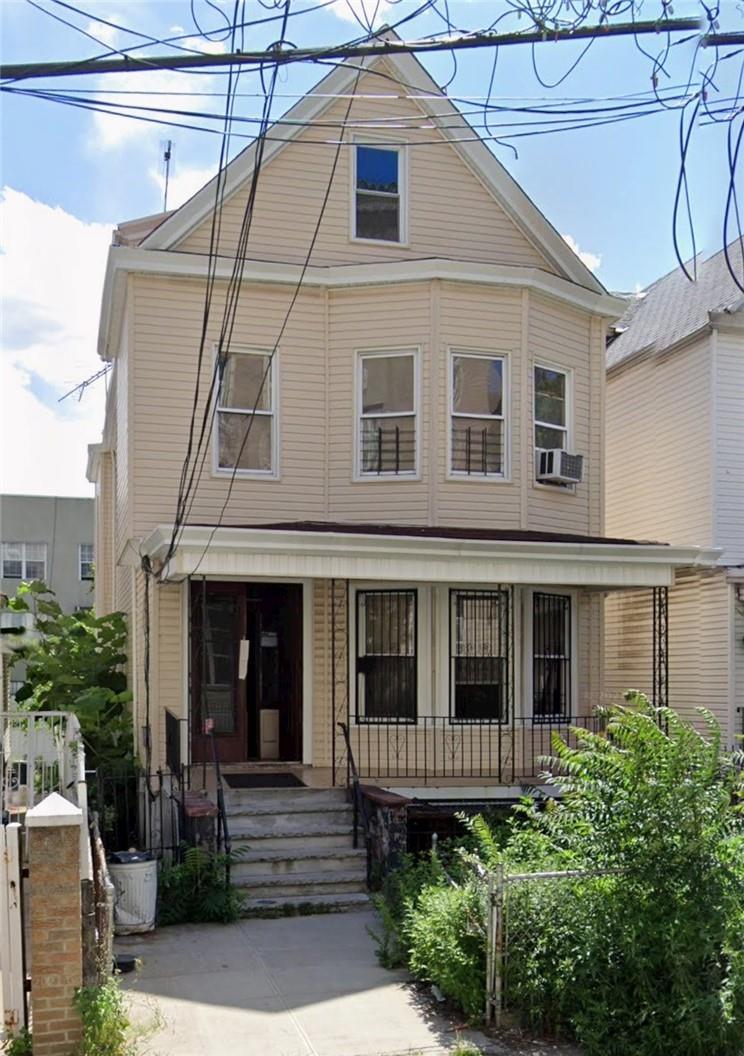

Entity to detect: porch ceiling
[142,523,720,589]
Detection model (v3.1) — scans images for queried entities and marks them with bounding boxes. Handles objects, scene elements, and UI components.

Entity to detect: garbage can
[108,851,157,934]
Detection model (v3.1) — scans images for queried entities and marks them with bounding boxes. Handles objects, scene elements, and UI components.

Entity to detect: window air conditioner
[535,448,583,484]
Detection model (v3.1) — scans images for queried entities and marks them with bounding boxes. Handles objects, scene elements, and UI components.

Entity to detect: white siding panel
[714,329,744,563]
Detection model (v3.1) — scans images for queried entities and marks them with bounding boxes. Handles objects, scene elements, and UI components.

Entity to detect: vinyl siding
[94,450,115,616]
[176,64,554,272]
[734,586,744,744]
[713,328,744,564]
[604,568,731,735]
[605,334,713,546]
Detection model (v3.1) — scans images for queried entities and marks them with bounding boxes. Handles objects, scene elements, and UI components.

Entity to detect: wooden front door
[190,582,303,765]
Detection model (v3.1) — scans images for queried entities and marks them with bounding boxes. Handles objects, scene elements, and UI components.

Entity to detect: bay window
[358,350,417,476]
[450,352,506,476]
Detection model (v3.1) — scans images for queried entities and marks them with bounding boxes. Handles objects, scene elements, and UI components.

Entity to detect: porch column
[652,586,669,712]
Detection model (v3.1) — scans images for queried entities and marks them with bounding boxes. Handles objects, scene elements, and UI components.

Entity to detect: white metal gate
[0,822,26,1038]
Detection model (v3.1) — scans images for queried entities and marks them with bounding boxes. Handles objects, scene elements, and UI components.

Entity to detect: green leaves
[158,846,245,925]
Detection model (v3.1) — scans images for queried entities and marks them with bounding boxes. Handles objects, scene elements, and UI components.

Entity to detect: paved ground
[118,909,584,1056]
[117,908,494,1056]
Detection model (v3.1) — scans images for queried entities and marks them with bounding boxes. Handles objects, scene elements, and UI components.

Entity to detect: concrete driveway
[117,909,494,1056]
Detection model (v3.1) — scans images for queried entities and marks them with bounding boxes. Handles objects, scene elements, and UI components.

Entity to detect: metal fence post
[493,862,505,1029]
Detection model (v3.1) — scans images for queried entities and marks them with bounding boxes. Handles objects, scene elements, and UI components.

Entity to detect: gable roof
[139,32,605,294]
[607,245,744,370]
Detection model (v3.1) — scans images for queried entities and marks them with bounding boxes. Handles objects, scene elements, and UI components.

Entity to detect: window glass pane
[535,424,566,450]
[356,192,399,241]
[362,355,413,414]
[358,591,416,722]
[451,419,503,475]
[218,411,272,471]
[361,416,416,474]
[202,596,239,734]
[220,352,271,411]
[534,367,566,426]
[80,544,94,580]
[25,544,46,581]
[453,356,503,416]
[452,591,507,721]
[533,593,571,720]
[2,543,23,578]
[356,146,398,193]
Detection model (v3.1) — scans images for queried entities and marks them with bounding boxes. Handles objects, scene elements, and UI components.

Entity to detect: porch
[143,521,716,790]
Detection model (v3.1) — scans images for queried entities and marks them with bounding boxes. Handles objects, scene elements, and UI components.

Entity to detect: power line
[0,19,704,81]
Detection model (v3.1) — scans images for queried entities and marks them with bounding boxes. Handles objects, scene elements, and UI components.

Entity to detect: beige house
[604,248,744,746]
[87,44,715,802]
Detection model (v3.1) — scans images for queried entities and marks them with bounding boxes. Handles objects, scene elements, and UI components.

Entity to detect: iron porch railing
[341,713,607,782]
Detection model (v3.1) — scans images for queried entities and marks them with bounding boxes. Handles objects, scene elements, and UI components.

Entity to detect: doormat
[224,773,306,789]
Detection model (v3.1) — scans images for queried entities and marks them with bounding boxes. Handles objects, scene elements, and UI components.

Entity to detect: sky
[1,0,742,497]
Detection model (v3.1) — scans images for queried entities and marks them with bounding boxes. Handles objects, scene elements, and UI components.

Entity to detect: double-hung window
[450,352,506,476]
[358,350,417,476]
[2,542,47,581]
[354,145,403,242]
[534,364,569,454]
[356,589,417,723]
[79,543,94,581]
[532,592,571,721]
[216,348,276,475]
[450,589,510,722]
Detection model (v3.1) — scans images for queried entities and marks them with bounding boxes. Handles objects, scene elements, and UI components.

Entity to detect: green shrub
[74,977,135,1056]
[369,851,448,967]
[3,1027,32,1056]
[158,845,244,925]
[407,880,486,1021]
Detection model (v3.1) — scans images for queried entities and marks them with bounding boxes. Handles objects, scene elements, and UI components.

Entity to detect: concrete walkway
[117,909,494,1056]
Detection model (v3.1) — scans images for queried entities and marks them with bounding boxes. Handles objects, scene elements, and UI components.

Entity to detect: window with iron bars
[450,589,511,723]
[358,351,417,476]
[532,592,572,721]
[356,589,417,723]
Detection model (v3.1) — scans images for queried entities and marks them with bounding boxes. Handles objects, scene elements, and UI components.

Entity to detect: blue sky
[1,0,741,495]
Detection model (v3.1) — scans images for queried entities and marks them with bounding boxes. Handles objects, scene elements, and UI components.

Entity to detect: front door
[190,582,303,765]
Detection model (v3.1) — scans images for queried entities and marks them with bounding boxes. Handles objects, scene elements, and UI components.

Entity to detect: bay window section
[532,592,571,721]
[450,589,510,722]
[359,351,417,476]
[356,590,417,723]
[450,352,506,476]
[354,145,402,242]
[216,348,275,474]
[534,364,568,453]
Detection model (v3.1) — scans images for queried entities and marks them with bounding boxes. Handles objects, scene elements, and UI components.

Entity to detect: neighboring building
[87,40,714,798]
[0,494,95,700]
[604,247,744,745]
[0,495,95,612]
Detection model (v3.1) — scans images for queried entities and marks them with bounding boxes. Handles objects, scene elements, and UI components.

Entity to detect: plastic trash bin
[108,850,157,934]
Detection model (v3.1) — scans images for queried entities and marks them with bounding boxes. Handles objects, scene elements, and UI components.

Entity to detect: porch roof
[143,522,720,589]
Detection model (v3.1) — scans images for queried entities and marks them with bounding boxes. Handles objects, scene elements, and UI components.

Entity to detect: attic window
[354,145,403,243]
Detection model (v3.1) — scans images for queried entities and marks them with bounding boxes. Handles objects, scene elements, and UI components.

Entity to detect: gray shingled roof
[606,245,744,370]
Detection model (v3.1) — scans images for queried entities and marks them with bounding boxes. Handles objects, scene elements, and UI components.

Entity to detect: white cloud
[329,0,392,28]
[182,37,227,55]
[85,15,121,48]
[0,189,114,496]
[149,163,216,210]
[562,234,601,273]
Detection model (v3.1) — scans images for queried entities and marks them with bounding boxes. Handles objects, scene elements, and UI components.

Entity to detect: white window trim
[354,346,420,481]
[447,348,511,482]
[1,542,48,581]
[79,543,94,581]
[533,361,574,491]
[350,139,409,247]
[212,345,280,480]
[349,583,430,725]
[521,587,578,721]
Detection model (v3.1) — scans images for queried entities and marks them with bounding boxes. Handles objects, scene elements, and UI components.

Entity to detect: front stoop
[225,785,370,915]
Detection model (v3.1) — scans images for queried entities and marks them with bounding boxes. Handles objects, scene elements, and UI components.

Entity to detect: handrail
[207,728,232,886]
[337,722,370,853]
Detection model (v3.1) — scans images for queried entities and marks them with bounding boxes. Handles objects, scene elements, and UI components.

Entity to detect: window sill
[447,472,512,484]
[350,235,409,249]
[213,468,280,481]
[353,472,421,483]
[532,480,577,495]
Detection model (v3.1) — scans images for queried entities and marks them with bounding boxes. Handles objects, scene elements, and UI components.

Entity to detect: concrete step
[229,808,353,836]
[227,800,352,821]
[240,891,370,917]
[236,870,367,899]
[225,786,347,810]
[232,846,367,879]
[231,827,354,852]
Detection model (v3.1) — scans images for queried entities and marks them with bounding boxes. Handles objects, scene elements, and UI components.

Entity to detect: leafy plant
[158,845,245,925]
[3,1027,32,1055]
[369,851,447,968]
[74,977,136,1056]
[8,582,133,769]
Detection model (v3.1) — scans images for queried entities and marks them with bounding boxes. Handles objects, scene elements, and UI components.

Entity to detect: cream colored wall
[604,569,731,736]
[605,334,713,546]
[713,328,744,565]
[734,585,744,745]
[177,65,553,273]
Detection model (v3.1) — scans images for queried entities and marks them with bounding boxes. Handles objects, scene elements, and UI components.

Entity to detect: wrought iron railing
[206,728,232,885]
[89,765,186,860]
[337,721,370,855]
[360,422,416,475]
[341,713,606,782]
